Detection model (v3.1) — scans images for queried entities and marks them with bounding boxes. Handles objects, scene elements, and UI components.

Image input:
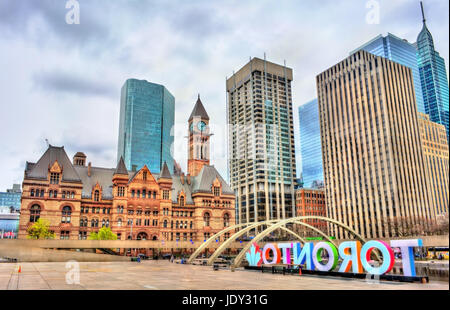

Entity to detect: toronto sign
[245,239,422,276]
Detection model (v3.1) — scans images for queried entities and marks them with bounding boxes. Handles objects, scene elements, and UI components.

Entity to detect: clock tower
[188,94,210,176]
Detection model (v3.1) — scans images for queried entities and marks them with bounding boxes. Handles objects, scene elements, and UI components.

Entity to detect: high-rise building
[317,50,435,239]
[188,95,211,177]
[227,57,297,226]
[0,184,21,238]
[416,2,449,143]
[298,99,323,188]
[351,33,425,114]
[418,112,449,215]
[117,79,175,173]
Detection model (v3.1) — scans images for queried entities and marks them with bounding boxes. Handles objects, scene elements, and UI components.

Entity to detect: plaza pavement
[0,260,448,290]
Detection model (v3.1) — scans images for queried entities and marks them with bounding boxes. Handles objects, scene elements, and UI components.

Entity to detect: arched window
[163,220,168,228]
[61,206,72,223]
[40,189,44,197]
[142,189,146,198]
[203,212,210,227]
[102,219,106,227]
[53,190,57,198]
[131,190,135,198]
[180,196,185,207]
[31,189,35,197]
[49,190,53,198]
[117,218,122,227]
[71,192,75,199]
[30,205,41,222]
[223,213,230,227]
[176,220,179,229]
[94,190,100,202]
[137,232,148,240]
[190,221,193,229]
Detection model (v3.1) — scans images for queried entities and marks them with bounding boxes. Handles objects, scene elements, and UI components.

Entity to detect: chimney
[180,172,185,185]
[187,173,191,185]
[88,162,91,177]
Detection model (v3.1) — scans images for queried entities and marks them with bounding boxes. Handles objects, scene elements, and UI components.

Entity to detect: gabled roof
[159,162,172,179]
[188,95,209,121]
[114,156,128,175]
[25,145,82,183]
[191,165,234,195]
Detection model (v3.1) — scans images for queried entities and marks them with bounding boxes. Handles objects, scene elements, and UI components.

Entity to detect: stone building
[18,98,235,249]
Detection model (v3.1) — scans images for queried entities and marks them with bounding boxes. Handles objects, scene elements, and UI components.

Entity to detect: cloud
[32,70,116,98]
[0,0,448,191]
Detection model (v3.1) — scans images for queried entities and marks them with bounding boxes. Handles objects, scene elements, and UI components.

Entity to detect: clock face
[197,121,207,132]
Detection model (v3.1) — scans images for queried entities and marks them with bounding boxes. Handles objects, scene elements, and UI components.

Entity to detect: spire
[159,161,172,179]
[420,1,426,24]
[189,94,209,121]
[114,156,128,175]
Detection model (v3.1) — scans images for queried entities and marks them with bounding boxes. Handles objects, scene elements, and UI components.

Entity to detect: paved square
[0,261,448,290]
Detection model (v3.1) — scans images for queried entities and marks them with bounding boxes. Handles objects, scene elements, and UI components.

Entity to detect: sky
[0,0,448,191]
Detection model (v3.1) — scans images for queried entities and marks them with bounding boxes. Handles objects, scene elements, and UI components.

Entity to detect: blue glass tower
[416,2,449,143]
[298,99,323,188]
[117,79,175,173]
[351,33,425,114]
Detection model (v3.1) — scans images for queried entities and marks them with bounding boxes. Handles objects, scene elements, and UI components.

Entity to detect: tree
[26,218,55,239]
[88,227,118,240]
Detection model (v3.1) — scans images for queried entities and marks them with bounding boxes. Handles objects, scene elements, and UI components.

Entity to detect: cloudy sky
[0,0,448,191]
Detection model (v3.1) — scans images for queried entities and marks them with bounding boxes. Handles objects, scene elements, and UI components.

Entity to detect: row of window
[30,189,75,199]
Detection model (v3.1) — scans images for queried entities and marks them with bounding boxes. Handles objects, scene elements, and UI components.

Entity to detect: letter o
[262,243,280,265]
[312,242,339,271]
[360,240,394,275]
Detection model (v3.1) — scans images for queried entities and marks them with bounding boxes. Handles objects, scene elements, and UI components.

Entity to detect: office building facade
[351,33,425,114]
[227,57,296,226]
[298,99,323,188]
[416,3,450,143]
[117,79,175,173]
[0,184,21,238]
[295,188,327,235]
[418,112,449,215]
[317,50,435,239]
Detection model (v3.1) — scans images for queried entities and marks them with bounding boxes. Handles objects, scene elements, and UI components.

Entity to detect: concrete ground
[0,260,448,290]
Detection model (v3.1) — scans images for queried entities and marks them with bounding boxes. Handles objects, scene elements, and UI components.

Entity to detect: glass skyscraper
[351,33,425,114]
[117,79,175,173]
[298,99,323,188]
[416,3,449,143]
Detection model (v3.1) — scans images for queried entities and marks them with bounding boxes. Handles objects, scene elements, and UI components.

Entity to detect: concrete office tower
[351,33,425,114]
[117,79,175,173]
[418,112,449,215]
[316,50,435,239]
[227,57,297,226]
[298,99,323,188]
[416,2,450,143]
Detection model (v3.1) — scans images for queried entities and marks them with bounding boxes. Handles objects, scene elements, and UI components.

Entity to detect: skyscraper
[418,112,449,215]
[351,33,425,114]
[298,99,323,188]
[317,50,435,239]
[416,2,449,143]
[227,57,297,226]
[117,79,175,173]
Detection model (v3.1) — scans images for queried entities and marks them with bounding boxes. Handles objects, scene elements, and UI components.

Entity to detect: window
[30,205,41,222]
[162,190,169,200]
[163,220,168,228]
[78,231,87,240]
[94,190,100,202]
[30,189,34,197]
[143,171,147,181]
[117,218,122,227]
[53,190,57,198]
[61,206,72,223]
[71,192,75,199]
[203,212,210,227]
[180,196,185,207]
[62,191,66,199]
[131,190,135,198]
[91,219,99,227]
[50,172,60,184]
[40,189,44,197]
[118,186,125,197]
[142,189,146,198]
[224,213,230,227]
[80,217,88,227]
[60,231,70,240]
[213,186,220,196]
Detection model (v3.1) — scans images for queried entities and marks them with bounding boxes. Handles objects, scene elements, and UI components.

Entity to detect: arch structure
[188,216,370,266]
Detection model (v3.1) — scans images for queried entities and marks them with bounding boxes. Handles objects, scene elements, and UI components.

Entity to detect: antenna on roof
[45,139,49,147]
[420,1,426,23]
